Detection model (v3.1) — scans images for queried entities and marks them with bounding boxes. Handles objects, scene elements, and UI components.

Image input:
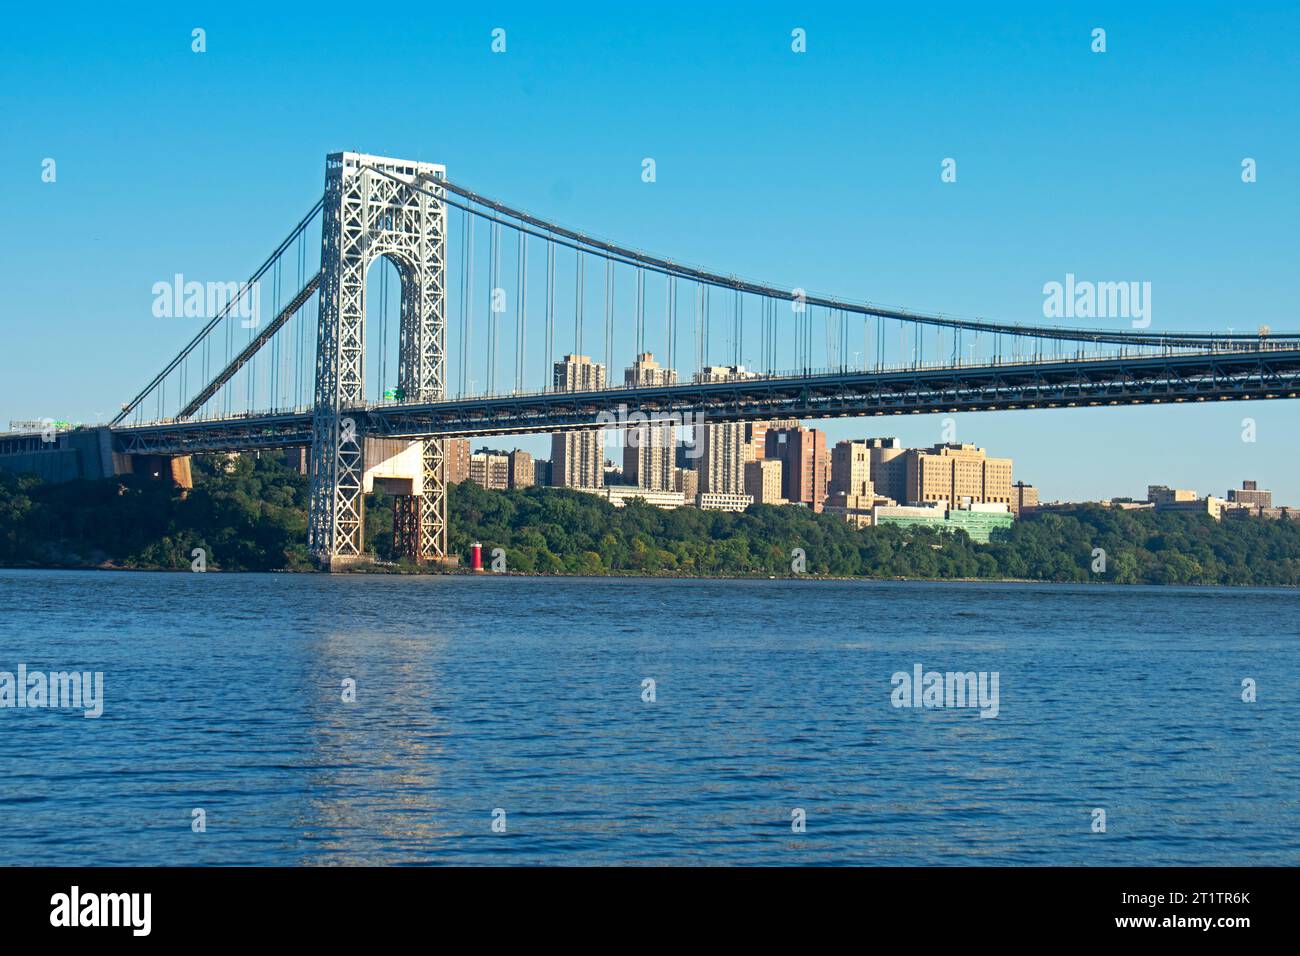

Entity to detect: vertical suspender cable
[604,259,614,375]
[735,288,743,367]
[824,307,831,369]
[488,220,500,394]
[732,288,739,365]
[574,251,584,356]
[225,295,233,415]
[694,284,704,376]
[672,276,680,373]
[467,215,476,394]
[665,276,673,367]
[458,210,471,397]
[707,283,717,366]
[516,231,527,392]
[795,303,801,371]
[635,267,645,355]
[271,257,280,407]
[545,240,555,387]
[770,298,777,373]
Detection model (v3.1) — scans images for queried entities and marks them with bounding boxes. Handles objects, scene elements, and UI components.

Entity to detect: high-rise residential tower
[550,355,607,488]
[623,353,678,491]
[693,365,759,494]
[444,438,471,484]
[765,425,830,511]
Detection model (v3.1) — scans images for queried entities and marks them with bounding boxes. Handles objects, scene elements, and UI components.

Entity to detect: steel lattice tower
[308,152,448,569]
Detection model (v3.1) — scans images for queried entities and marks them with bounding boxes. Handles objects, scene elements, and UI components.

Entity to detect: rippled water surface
[1,570,1296,865]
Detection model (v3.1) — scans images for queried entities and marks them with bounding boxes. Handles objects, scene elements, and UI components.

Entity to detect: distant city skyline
[476,407,1291,511]
[458,417,1289,516]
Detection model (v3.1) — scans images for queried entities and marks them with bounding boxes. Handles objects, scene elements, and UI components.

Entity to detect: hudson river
[1,570,1296,865]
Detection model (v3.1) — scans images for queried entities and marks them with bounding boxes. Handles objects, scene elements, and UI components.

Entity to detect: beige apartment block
[744,458,786,505]
[864,438,908,503]
[1147,485,1197,505]
[624,352,677,387]
[697,421,750,494]
[1154,494,1230,520]
[551,355,608,489]
[554,353,606,391]
[623,421,676,491]
[1010,480,1038,514]
[830,440,874,497]
[904,443,1012,508]
[622,352,679,491]
[469,450,510,490]
[552,431,604,489]
[692,365,759,495]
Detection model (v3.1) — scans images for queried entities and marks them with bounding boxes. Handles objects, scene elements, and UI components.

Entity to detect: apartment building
[444,438,471,484]
[764,426,830,511]
[904,443,1013,508]
[744,458,785,505]
[551,355,607,488]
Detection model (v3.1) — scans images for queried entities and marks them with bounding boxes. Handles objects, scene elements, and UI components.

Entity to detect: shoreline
[2,561,1295,589]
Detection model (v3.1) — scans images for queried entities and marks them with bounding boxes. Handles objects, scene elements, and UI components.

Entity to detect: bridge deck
[104,347,1300,455]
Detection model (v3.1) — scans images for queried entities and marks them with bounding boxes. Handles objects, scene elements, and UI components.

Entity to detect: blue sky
[1,1,1297,502]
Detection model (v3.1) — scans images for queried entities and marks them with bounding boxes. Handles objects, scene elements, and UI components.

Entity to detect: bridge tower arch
[308,152,448,569]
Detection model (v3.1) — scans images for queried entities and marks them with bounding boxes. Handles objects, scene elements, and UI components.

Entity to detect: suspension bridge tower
[308,152,449,570]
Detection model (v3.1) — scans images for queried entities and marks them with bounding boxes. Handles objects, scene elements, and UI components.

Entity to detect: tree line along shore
[2,453,1298,586]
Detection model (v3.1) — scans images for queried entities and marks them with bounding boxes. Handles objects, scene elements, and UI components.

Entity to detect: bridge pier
[361,437,447,565]
[392,494,422,561]
[383,440,450,565]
